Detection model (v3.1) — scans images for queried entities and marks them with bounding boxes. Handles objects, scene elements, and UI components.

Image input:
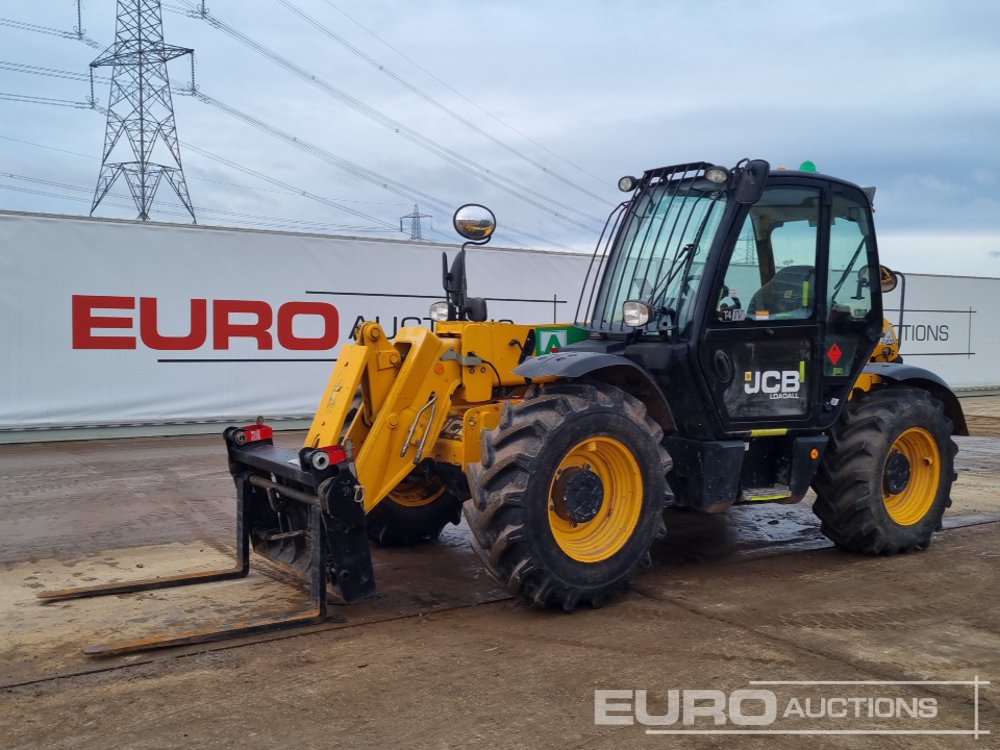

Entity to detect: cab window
[716,187,821,323]
[827,194,875,322]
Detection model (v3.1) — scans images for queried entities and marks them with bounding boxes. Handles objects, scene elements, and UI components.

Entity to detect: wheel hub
[552,466,604,524]
[883,450,912,495]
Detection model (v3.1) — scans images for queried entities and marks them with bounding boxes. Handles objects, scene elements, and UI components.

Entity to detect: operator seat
[747,265,815,319]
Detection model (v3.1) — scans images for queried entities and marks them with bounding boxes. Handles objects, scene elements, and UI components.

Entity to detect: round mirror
[453,204,496,242]
[879,265,898,293]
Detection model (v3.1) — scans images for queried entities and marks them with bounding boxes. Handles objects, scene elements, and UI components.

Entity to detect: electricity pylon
[400,204,432,240]
[90,0,196,222]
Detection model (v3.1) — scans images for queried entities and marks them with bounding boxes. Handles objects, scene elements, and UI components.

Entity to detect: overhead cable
[276,0,609,205]
[320,0,609,189]
[169,0,602,231]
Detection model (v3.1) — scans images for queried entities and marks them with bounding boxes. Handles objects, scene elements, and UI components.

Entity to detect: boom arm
[304,319,544,511]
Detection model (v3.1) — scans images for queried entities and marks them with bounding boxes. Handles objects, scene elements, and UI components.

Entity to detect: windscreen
[578,164,728,333]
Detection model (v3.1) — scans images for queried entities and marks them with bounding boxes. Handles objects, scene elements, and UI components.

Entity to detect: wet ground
[1,397,999,748]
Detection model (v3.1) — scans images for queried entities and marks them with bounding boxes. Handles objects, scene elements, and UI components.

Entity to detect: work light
[618,175,638,192]
[704,165,730,184]
[429,301,450,322]
[623,300,651,327]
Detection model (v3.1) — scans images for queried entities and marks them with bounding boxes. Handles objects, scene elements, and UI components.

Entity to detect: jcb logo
[745,370,801,400]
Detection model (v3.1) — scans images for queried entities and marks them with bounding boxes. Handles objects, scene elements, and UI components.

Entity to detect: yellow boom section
[304,319,543,512]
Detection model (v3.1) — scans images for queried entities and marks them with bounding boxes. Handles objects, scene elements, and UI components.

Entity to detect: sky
[0,0,998,274]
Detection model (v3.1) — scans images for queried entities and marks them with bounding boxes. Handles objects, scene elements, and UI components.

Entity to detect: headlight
[622,300,651,327]
[429,301,450,322]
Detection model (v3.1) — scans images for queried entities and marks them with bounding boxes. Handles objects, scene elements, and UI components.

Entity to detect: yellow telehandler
[44,162,966,656]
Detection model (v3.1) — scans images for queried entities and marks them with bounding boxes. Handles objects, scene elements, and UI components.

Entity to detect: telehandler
[44,161,966,656]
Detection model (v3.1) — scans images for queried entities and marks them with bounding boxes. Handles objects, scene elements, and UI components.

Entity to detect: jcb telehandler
[44,160,966,656]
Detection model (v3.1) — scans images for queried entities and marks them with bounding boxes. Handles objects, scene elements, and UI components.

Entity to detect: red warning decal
[827,342,843,365]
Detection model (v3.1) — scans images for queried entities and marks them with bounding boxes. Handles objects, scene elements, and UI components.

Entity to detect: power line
[0,133,95,160]
[0,173,391,233]
[0,16,101,48]
[179,143,401,229]
[168,0,603,232]
[0,60,109,84]
[275,0,609,206]
[320,0,609,189]
[194,93,446,210]
[189,92,575,250]
[0,182,386,233]
[0,49,571,249]
[1,86,562,249]
[0,92,91,108]
[3,9,579,249]
[187,174,406,205]
[0,128,401,231]
[0,58,406,231]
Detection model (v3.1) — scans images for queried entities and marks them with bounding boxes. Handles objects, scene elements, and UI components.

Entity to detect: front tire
[344,394,463,547]
[465,382,670,611]
[366,463,464,546]
[812,386,957,554]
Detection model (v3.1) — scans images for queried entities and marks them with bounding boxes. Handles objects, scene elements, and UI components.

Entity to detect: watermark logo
[595,678,990,738]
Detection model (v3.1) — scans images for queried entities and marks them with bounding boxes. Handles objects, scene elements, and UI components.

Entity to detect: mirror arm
[896,271,907,333]
[446,247,469,321]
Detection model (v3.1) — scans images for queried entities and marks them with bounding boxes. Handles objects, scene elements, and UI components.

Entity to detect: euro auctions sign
[7,210,999,435]
[594,678,990,738]
[71,295,340,351]
[0,211,590,432]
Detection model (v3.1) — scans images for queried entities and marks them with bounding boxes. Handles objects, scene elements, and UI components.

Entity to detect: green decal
[535,325,588,355]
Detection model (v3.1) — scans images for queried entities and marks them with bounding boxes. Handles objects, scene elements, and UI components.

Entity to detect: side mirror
[734,159,770,204]
[879,265,898,294]
[453,204,496,243]
[439,204,496,322]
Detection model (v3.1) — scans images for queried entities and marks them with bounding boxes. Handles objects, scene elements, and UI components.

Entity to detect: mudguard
[864,362,968,435]
[515,351,675,433]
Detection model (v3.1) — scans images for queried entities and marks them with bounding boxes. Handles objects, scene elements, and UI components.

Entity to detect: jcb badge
[744,370,802,399]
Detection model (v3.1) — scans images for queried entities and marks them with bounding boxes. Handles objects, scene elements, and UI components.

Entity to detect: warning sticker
[827,342,843,365]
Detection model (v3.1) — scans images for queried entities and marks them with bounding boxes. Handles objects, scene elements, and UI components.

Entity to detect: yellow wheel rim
[388,472,446,508]
[548,436,644,563]
[882,427,941,526]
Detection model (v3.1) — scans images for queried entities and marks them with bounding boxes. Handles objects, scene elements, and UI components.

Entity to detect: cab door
[698,184,824,433]
[817,184,884,426]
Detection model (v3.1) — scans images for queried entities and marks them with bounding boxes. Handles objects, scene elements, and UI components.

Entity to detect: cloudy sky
[1,0,998,273]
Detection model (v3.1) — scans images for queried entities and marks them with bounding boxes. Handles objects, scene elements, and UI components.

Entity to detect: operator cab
[567,160,885,510]
[574,160,882,433]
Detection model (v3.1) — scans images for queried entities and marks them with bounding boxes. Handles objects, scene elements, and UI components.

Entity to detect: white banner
[1,211,997,435]
[882,273,998,388]
[0,211,590,431]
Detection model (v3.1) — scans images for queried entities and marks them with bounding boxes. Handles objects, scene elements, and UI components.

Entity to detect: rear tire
[812,386,957,554]
[465,382,670,611]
